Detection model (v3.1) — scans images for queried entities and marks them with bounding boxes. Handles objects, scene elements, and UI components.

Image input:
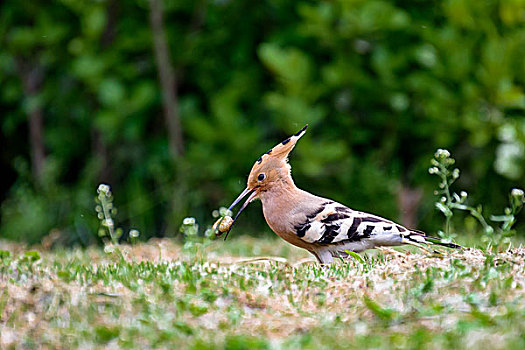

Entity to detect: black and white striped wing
[294,201,408,245]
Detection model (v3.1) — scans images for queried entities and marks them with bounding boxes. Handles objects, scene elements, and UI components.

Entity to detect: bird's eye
[257,173,266,181]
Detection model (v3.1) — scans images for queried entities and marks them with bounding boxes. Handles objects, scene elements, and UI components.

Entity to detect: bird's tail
[402,229,462,250]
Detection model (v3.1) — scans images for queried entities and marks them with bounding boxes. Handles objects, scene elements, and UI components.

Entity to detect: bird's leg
[311,249,333,265]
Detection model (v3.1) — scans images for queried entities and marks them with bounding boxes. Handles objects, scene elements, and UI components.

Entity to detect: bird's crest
[252,124,308,168]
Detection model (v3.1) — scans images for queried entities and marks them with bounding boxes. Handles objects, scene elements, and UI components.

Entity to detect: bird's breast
[259,191,318,250]
[261,202,292,237]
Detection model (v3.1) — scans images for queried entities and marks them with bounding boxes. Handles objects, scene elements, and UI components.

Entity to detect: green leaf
[83,6,107,38]
[0,250,12,260]
[435,202,453,217]
[345,250,365,264]
[98,78,125,107]
[363,296,397,321]
[95,325,120,343]
[22,251,41,263]
[490,214,512,222]
[189,302,208,317]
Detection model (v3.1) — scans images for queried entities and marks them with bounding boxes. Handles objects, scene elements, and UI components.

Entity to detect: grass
[1,236,524,349]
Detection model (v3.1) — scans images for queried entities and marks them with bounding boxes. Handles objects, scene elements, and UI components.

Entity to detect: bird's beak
[223,187,258,240]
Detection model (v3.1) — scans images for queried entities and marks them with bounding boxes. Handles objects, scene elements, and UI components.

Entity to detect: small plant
[95,184,122,245]
[129,229,140,245]
[0,250,11,262]
[178,207,232,258]
[179,217,199,247]
[488,188,524,248]
[429,149,524,250]
[429,149,490,241]
[179,217,213,258]
[95,184,140,247]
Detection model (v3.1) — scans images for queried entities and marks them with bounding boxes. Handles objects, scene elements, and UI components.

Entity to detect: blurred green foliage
[1,0,524,245]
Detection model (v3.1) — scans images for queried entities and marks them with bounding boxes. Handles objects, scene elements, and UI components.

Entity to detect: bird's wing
[293,201,409,245]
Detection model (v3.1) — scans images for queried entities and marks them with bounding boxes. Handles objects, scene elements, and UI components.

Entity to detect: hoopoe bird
[223,125,460,264]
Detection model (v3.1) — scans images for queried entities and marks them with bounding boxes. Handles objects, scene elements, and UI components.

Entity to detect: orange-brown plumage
[225,125,460,263]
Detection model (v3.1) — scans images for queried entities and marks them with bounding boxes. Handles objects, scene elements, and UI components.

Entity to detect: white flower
[511,188,524,197]
[511,188,524,207]
[97,184,111,195]
[435,149,450,159]
[219,207,233,217]
[129,229,140,238]
[183,217,196,225]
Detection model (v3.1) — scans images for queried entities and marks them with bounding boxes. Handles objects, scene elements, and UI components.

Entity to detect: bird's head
[222,124,308,238]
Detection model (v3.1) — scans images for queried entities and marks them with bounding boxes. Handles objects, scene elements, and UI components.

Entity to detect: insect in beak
[223,187,258,240]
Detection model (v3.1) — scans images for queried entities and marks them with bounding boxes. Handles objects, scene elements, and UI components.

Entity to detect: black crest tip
[294,124,308,136]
